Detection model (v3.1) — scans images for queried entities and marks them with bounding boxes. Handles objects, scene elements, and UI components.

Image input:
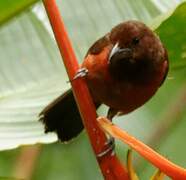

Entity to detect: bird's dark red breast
[39,20,169,142]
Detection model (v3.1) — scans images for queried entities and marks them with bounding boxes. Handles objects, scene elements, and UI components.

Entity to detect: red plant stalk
[98,117,186,180]
[43,0,129,179]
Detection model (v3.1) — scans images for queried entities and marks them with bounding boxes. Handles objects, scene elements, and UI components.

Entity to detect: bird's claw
[73,68,88,80]
[97,136,115,158]
[67,68,88,83]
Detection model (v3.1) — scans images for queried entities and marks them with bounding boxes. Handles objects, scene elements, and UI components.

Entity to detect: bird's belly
[87,78,158,114]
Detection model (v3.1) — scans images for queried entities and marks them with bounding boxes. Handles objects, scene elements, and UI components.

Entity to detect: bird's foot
[97,136,115,158]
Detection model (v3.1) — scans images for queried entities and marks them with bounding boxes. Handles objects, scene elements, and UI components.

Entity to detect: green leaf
[0,11,68,150]
[0,0,39,25]
[156,2,186,70]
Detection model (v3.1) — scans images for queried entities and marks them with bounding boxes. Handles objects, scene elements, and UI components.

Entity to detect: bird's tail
[39,89,84,142]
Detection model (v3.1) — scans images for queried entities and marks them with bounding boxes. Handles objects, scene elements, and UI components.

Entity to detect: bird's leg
[107,107,118,120]
[105,107,118,146]
[97,108,118,158]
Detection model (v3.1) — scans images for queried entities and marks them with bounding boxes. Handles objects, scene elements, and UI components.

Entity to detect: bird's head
[108,20,168,85]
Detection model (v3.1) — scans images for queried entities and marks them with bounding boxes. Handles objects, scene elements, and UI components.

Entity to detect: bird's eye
[132,37,140,45]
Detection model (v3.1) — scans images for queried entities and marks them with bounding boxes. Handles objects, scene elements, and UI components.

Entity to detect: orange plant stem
[98,117,186,180]
[42,0,129,179]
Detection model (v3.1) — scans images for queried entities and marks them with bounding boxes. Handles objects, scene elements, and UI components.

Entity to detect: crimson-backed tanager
[39,21,169,144]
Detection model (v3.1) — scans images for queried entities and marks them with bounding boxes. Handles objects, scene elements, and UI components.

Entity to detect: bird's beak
[109,43,133,62]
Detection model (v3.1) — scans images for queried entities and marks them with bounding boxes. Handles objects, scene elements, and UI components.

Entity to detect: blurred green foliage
[0,0,38,25]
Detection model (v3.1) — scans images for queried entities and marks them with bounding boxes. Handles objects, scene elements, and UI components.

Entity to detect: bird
[39,20,169,146]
